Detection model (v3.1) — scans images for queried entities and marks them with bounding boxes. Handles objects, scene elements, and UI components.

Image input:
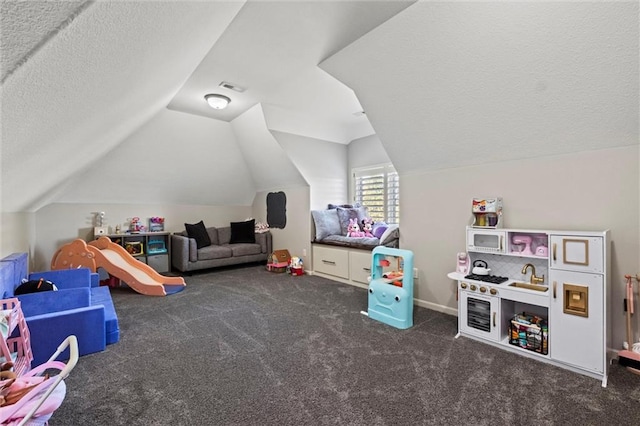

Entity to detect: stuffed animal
[361,218,374,237]
[347,218,365,237]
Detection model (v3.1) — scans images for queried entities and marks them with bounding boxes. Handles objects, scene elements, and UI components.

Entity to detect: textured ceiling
[321,1,639,174]
[167,0,415,143]
[0,0,414,212]
[1,1,244,212]
[0,0,93,82]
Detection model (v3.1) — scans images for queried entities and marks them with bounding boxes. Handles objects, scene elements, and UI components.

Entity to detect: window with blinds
[353,164,399,224]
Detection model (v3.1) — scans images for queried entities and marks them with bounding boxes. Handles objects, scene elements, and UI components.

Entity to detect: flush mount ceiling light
[204,94,231,110]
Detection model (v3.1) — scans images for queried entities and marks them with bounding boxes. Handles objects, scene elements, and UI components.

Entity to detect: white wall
[347,134,392,202]
[0,212,36,267]
[57,109,256,206]
[348,134,391,171]
[272,130,348,210]
[231,104,307,192]
[252,186,311,267]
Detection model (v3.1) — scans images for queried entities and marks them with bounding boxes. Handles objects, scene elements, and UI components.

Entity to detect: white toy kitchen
[450,218,610,386]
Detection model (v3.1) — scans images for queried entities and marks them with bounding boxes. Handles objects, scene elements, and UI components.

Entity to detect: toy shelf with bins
[0,298,33,376]
[104,232,171,273]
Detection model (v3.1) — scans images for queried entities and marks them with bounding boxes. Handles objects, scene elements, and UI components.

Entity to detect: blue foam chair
[0,253,119,365]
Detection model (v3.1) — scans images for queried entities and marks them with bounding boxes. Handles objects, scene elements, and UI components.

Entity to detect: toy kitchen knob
[490,288,497,295]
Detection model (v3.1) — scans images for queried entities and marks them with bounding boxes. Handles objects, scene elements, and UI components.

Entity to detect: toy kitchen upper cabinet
[548,232,609,378]
[550,234,604,273]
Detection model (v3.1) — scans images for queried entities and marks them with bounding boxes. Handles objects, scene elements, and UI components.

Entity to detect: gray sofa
[171,226,272,272]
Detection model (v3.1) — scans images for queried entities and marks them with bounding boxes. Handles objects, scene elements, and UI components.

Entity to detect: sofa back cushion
[206,227,219,246]
[218,227,231,245]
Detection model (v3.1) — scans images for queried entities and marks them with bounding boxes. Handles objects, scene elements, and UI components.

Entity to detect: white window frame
[351,163,399,225]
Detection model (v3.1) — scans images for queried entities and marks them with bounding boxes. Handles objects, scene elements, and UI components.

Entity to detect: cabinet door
[549,270,604,373]
[349,251,372,284]
[550,235,603,273]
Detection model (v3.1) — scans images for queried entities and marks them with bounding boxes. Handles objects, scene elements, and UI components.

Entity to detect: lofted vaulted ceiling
[0,0,414,212]
[1,1,636,214]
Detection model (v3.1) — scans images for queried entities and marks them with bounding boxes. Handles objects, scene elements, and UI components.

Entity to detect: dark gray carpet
[50,265,640,425]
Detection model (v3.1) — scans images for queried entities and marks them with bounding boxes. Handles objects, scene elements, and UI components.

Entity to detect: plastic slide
[50,238,186,296]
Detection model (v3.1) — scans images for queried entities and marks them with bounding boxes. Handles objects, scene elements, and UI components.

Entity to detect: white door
[549,235,604,273]
[549,270,604,373]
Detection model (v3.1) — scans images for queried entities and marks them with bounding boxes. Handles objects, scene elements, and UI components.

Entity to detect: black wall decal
[267,192,287,229]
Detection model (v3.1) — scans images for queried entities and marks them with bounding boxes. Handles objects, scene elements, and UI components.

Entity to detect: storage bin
[509,313,548,355]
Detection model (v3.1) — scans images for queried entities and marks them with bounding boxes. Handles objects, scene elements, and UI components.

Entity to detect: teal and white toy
[364,246,414,329]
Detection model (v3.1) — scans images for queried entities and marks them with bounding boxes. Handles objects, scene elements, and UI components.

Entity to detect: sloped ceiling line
[0,0,94,83]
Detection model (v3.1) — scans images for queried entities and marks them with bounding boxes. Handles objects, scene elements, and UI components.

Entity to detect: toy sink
[508,282,549,292]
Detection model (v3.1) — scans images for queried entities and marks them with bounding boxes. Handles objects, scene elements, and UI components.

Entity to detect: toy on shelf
[149,217,165,232]
[362,247,415,330]
[471,197,503,228]
[129,217,145,233]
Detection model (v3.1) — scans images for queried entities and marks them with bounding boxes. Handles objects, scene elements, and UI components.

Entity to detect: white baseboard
[308,269,457,317]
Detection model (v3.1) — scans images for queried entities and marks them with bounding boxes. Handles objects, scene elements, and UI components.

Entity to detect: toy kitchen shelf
[104,231,171,273]
[467,227,549,260]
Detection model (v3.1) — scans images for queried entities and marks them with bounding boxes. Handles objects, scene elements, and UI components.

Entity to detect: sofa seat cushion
[198,245,233,261]
[226,243,262,257]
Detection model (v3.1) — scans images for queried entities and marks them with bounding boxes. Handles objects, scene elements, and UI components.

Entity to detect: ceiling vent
[219,81,246,93]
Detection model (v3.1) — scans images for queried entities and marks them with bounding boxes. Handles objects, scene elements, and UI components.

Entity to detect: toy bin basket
[509,313,548,355]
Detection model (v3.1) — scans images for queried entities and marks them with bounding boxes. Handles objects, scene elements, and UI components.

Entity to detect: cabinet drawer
[313,246,349,279]
[349,251,372,284]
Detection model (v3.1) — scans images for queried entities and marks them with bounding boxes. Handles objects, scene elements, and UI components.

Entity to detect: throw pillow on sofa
[185,220,212,249]
[230,219,255,244]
